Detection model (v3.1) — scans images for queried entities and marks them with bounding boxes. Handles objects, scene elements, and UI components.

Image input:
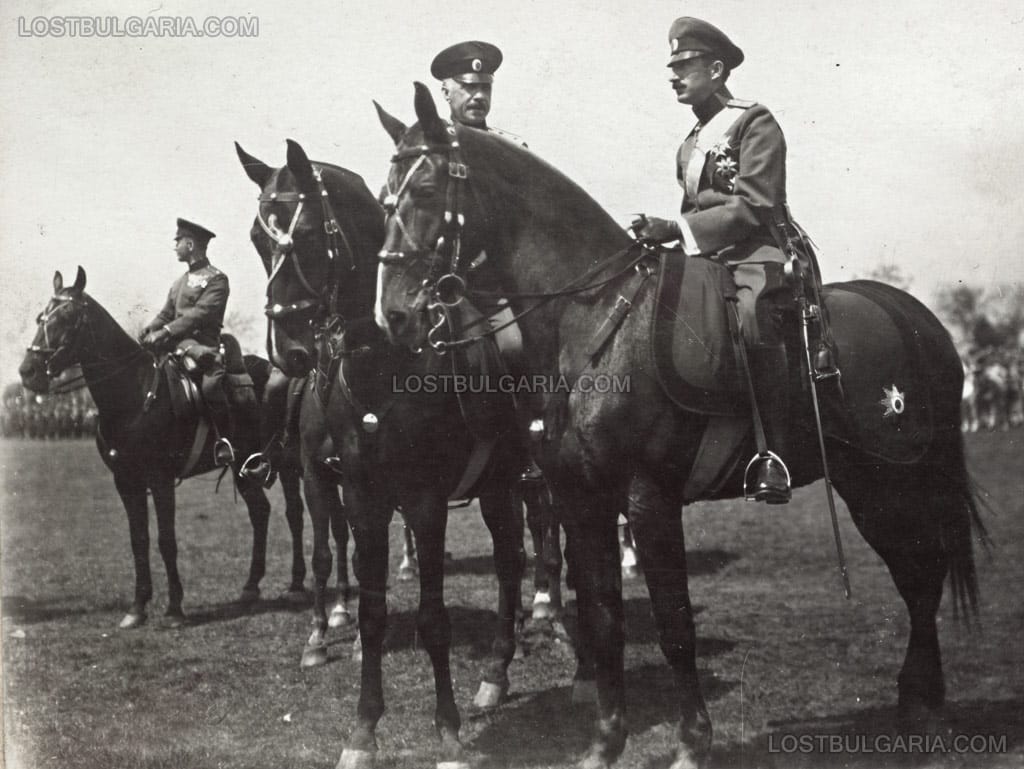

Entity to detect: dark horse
[373,84,987,769]
[236,138,574,765]
[18,268,304,628]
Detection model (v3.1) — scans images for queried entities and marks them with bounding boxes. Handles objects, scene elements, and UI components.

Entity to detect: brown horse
[236,141,567,765]
[372,83,987,769]
[18,268,303,628]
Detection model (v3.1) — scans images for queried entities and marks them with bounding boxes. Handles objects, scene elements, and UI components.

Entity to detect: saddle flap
[652,250,748,416]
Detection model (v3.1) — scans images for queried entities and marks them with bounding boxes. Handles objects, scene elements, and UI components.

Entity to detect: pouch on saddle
[166,334,256,420]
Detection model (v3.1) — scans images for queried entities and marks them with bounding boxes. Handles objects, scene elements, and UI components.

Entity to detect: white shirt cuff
[677,218,700,256]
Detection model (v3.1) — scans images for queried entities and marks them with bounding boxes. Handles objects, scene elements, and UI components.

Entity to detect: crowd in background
[2,374,97,440]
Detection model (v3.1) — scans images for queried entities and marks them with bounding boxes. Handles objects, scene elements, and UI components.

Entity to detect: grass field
[2,431,1022,769]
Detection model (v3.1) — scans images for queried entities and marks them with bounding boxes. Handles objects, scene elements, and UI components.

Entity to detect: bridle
[257,164,356,325]
[379,130,472,307]
[27,293,147,391]
[28,294,89,377]
[378,128,652,353]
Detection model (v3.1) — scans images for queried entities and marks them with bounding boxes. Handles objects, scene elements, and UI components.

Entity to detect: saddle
[651,249,747,416]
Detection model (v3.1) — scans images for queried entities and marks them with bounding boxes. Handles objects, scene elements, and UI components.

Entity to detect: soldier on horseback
[634,17,813,504]
[431,40,527,148]
[140,218,241,466]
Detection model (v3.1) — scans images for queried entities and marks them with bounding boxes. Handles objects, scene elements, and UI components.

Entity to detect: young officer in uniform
[634,17,799,503]
[141,218,235,466]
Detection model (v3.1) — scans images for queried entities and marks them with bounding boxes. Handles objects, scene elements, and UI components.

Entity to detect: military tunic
[149,258,229,347]
[676,97,787,265]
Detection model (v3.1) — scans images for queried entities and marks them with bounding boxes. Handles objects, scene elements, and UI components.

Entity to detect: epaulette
[488,126,528,148]
[726,98,756,109]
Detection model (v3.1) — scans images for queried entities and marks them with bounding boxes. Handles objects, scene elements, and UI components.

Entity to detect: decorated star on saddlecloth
[879,384,906,418]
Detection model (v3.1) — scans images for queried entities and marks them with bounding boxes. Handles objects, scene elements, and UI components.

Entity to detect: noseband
[258,165,355,322]
[27,295,88,376]
[379,133,470,287]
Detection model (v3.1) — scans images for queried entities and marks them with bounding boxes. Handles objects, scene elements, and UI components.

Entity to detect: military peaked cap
[431,41,503,84]
[667,17,744,70]
[175,218,216,244]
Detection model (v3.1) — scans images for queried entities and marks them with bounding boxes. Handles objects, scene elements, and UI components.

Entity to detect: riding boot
[747,344,792,504]
[201,367,235,467]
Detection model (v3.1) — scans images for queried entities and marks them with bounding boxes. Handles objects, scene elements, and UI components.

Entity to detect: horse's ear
[235,142,274,188]
[53,271,63,294]
[285,139,317,191]
[374,100,407,146]
[72,266,86,293]
[413,81,448,144]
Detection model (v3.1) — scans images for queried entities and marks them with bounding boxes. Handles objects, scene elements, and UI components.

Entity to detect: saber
[800,299,852,599]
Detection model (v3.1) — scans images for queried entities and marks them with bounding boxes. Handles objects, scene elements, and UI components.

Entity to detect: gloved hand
[631,216,681,244]
[142,327,171,349]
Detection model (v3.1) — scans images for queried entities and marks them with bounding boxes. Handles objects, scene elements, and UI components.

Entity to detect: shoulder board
[204,265,222,275]
[726,98,757,109]
[488,126,527,147]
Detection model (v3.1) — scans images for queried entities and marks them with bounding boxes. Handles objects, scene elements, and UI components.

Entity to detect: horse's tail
[941,429,991,622]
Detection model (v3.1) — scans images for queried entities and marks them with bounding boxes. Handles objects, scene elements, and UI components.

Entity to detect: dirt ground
[2,430,1021,769]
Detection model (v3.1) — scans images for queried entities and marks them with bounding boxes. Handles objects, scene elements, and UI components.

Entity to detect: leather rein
[378,133,652,354]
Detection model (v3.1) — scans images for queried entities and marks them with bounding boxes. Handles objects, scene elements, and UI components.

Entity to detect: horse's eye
[411,186,438,201]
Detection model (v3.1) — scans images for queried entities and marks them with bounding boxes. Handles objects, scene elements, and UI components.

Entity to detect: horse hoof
[164,611,186,629]
[239,587,260,606]
[300,645,328,668]
[118,612,146,629]
[328,605,353,629]
[283,587,309,605]
[473,680,509,709]
[571,679,598,705]
[398,566,417,582]
[531,594,554,621]
[336,748,376,769]
[576,750,611,769]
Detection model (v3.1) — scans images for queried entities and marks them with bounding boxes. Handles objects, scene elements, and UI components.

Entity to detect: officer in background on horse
[431,40,527,148]
[633,17,815,504]
[140,218,237,466]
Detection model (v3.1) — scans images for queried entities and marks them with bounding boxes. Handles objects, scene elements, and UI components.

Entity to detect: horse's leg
[474,486,526,709]
[114,469,152,629]
[405,494,465,766]
[338,484,390,769]
[561,490,627,769]
[150,472,185,627]
[831,455,962,727]
[328,491,354,628]
[300,463,339,668]
[627,472,710,769]
[398,514,418,581]
[280,468,308,596]
[235,476,271,605]
[523,484,554,620]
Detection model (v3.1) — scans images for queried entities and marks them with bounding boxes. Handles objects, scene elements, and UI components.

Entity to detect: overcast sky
[2,0,1022,379]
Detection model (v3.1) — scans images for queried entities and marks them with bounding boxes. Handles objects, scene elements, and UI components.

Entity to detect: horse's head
[20,267,90,393]
[236,139,382,377]
[374,83,495,350]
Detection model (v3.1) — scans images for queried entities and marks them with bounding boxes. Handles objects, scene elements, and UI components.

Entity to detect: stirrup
[239,452,273,485]
[322,456,344,476]
[743,450,791,505]
[213,437,235,467]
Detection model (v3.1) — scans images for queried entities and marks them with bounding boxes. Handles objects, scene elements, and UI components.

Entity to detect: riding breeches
[730,261,791,347]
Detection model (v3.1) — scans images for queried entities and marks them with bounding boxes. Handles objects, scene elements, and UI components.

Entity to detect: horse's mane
[455,124,631,255]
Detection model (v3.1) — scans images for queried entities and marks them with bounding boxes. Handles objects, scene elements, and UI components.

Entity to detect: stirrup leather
[743,450,792,503]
